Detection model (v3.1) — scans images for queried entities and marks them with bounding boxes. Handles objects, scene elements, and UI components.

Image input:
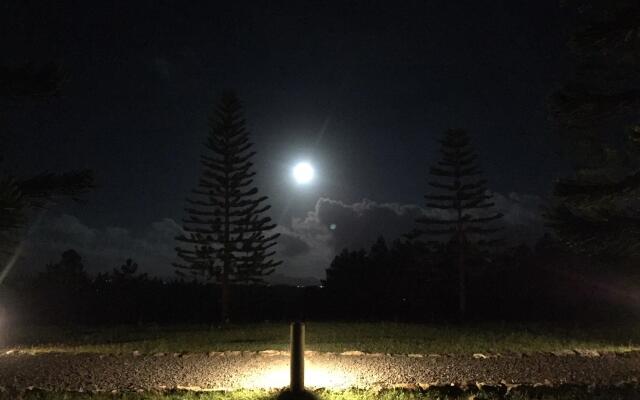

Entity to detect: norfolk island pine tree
[410,129,503,320]
[175,91,281,323]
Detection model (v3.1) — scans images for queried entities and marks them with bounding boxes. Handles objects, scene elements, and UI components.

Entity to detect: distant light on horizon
[292,162,315,185]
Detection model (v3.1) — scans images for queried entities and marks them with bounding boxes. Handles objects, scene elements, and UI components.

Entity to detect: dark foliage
[323,235,640,322]
[547,0,640,257]
[4,242,638,326]
[175,92,280,322]
[0,178,26,237]
[0,63,66,99]
[16,171,95,206]
[324,238,441,320]
[31,250,92,322]
[550,0,640,132]
[5,251,317,325]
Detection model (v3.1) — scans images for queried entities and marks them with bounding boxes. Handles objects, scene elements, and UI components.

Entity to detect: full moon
[292,162,315,184]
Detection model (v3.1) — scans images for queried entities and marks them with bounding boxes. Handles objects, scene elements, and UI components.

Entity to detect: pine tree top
[414,129,503,247]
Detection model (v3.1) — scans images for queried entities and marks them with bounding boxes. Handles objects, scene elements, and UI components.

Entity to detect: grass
[8,387,640,400]
[3,322,640,355]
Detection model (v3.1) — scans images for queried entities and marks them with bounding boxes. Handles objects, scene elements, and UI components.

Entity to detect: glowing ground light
[292,162,314,184]
[240,360,357,390]
[239,322,359,390]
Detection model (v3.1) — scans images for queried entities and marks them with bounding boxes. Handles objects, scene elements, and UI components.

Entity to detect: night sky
[3,1,570,282]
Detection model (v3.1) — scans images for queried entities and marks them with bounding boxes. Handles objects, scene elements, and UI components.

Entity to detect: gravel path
[1,351,640,392]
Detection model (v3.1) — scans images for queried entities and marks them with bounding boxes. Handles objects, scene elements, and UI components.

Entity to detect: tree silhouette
[112,258,147,283]
[412,128,502,319]
[547,0,640,258]
[119,258,138,275]
[41,249,87,284]
[175,92,280,322]
[35,249,90,320]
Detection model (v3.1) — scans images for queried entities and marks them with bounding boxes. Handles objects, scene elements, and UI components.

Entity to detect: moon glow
[292,162,315,184]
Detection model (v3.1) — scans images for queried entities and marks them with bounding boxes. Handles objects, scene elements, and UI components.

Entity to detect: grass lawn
[4,322,640,355]
[10,387,640,400]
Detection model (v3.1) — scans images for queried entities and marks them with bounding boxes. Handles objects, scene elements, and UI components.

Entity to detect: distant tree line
[323,234,640,322]
[2,250,314,325]
[2,240,637,326]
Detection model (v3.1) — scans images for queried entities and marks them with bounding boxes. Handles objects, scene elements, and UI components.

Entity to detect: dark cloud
[300,198,425,252]
[15,214,182,277]
[11,193,546,282]
[276,232,311,257]
[272,223,334,281]
[278,193,547,279]
[493,192,547,244]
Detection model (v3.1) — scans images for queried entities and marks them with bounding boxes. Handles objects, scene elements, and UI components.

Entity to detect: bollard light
[242,321,356,391]
[290,321,305,392]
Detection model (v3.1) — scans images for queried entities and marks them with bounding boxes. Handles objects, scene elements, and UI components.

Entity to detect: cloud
[15,214,183,277]
[493,192,547,243]
[276,231,311,257]
[275,193,546,280]
[277,197,425,280]
[10,192,546,283]
[266,198,428,281]
[294,198,425,252]
[271,224,334,281]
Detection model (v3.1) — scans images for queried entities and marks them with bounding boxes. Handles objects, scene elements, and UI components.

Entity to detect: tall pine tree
[175,92,281,322]
[412,129,502,319]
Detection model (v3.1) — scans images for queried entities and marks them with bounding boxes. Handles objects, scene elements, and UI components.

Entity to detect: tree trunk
[221,158,231,324]
[220,275,229,324]
[458,241,466,321]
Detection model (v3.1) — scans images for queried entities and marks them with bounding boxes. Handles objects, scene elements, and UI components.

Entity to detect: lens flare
[0,241,24,285]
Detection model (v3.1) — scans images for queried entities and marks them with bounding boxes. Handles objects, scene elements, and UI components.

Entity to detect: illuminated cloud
[277,193,546,279]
